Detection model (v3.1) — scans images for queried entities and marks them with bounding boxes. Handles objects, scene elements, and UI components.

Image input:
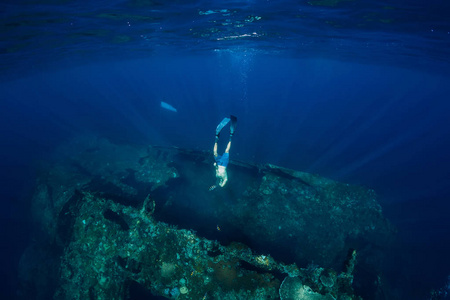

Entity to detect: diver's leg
[225,140,231,153]
[225,128,233,153]
[214,141,218,157]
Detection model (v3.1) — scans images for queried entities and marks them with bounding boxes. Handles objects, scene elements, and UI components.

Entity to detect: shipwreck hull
[19,136,395,299]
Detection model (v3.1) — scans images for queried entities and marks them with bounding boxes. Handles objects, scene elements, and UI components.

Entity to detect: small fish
[202,292,208,300]
[160,101,177,112]
[216,225,221,231]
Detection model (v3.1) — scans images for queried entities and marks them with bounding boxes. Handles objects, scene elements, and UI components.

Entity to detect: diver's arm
[220,178,227,187]
[209,172,221,191]
[219,173,228,187]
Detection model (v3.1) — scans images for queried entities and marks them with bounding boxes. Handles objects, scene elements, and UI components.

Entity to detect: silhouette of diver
[209,115,237,191]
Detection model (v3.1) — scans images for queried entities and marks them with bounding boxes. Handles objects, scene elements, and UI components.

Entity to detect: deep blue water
[1,0,450,299]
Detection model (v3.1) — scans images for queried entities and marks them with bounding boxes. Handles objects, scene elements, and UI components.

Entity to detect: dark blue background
[2,54,450,298]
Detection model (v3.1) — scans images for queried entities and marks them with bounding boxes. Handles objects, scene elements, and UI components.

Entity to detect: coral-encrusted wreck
[18,136,395,299]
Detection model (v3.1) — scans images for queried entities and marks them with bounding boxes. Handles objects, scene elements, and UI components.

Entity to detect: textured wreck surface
[19,136,395,299]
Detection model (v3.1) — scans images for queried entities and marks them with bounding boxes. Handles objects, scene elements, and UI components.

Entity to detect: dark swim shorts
[215,153,229,167]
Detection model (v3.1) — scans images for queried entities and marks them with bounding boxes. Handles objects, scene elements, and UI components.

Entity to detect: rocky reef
[18,136,395,299]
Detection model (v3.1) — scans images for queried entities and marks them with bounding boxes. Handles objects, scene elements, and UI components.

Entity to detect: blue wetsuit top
[215,153,229,167]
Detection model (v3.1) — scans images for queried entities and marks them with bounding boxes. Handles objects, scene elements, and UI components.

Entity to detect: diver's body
[210,116,236,191]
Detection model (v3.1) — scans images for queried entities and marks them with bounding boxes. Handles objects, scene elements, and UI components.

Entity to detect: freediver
[209,115,237,191]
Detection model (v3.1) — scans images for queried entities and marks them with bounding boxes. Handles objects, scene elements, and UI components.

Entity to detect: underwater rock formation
[18,136,395,299]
